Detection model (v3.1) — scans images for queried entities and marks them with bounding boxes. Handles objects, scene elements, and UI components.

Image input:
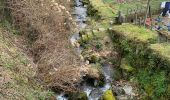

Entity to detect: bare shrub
[4,0,86,93]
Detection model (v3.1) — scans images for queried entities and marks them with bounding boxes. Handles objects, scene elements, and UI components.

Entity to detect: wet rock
[68,92,88,100]
[100,90,116,100]
[85,60,90,65]
[75,42,80,48]
[112,85,125,96]
[89,88,103,99]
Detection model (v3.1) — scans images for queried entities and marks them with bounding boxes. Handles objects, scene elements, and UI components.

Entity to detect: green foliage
[109,23,170,99]
[137,70,167,99]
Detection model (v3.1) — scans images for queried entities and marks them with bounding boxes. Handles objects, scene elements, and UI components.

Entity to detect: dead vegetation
[0,0,100,93]
[0,27,54,100]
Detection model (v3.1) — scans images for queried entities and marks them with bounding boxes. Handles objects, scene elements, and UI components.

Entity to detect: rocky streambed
[57,0,138,100]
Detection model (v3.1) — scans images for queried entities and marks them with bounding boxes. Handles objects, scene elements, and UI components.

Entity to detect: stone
[123,85,133,95]
[89,88,103,99]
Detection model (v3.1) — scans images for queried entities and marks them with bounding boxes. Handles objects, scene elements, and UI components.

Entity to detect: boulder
[123,85,133,95]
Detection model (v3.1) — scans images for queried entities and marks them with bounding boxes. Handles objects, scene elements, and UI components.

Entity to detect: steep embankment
[0,1,101,99]
[0,28,53,99]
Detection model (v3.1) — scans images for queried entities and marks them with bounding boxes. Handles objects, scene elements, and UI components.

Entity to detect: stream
[57,0,114,100]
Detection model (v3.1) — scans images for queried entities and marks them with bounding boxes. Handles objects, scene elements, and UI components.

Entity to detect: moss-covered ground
[81,0,170,99]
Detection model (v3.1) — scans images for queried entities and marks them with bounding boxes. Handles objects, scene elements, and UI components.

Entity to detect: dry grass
[0,28,54,99]
[3,0,98,93]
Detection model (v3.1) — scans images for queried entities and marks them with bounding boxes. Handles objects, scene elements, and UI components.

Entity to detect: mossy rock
[149,43,170,64]
[88,0,116,18]
[68,92,88,100]
[111,24,158,44]
[101,90,116,100]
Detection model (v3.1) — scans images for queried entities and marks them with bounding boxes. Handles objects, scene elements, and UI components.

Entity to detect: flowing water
[57,0,113,100]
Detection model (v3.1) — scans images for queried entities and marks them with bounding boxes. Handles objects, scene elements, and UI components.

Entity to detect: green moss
[111,24,158,43]
[150,43,170,63]
[87,0,116,19]
[101,90,116,100]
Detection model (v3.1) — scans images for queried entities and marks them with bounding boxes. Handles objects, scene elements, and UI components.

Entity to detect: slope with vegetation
[0,0,101,99]
[77,0,170,99]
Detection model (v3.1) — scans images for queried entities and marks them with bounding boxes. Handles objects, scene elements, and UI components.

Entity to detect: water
[58,0,113,99]
[82,64,113,100]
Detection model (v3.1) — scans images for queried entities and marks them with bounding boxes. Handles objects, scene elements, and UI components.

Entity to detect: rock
[85,60,90,65]
[112,85,125,96]
[123,85,133,95]
[89,88,103,99]
[68,92,88,100]
[75,42,80,48]
[103,36,111,44]
[101,90,116,100]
